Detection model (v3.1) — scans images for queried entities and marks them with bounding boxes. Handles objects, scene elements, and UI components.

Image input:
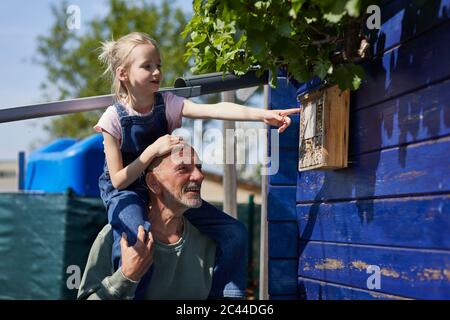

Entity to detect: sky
[0,0,193,160]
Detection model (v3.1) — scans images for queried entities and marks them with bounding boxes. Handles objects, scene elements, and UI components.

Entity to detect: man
[77,144,248,299]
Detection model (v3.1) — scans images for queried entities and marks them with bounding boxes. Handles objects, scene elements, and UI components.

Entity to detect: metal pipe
[0,87,201,124]
[0,69,268,124]
[174,70,269,96]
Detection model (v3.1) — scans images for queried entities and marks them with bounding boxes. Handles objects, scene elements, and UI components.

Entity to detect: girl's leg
[184,200,249,298]
[106,190,153,300]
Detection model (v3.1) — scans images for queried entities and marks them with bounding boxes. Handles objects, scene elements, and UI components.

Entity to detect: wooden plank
[297,195,450,250]
[370,0,450,53]
[298,242,450,299]
[269,77,299,109]
[269,222,298,258]
[268,149,298,186]
[350,78,450,155]
[354,20,450,110]
[268,186,297,221]
[297,136,450,202]
[298,276,408,300]
[268,115,299,152]
[324,86,350,168]
[269,259,298,295]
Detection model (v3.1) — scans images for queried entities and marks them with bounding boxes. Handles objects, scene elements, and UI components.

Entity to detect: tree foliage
[36,0,189,138]
[182,0,378,90]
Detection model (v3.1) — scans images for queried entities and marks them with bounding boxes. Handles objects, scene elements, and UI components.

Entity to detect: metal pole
[222,90,237,218]
[0,87,201,124]
[17,151,25,191]
[247,194,255,295]
[259,84,269,300]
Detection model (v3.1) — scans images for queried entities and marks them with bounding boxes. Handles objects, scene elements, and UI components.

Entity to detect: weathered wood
[297,135,450,202]
[354,20,450,110]
[370,0,450,53]
[269,77,299,109]
[268,149,298,186]
[297,276,408,300]
[268,186,297,221]
[350,78,450,155]
[298,242,450,299]
[269,222,298,258]
[268,114,299,151]
[268,259,298,295]
[297,195,450,249]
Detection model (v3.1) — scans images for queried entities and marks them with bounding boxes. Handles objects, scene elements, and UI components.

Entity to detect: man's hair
[145,155,164,173]
[144,144,195,174]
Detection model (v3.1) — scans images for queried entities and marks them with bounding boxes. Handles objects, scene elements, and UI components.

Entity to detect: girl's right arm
[103,131,181,190]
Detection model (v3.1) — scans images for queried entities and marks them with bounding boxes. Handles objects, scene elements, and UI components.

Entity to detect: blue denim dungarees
[98,92,248,299]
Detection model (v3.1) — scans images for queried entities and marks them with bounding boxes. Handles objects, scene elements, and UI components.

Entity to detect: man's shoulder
[96,224,113,243]
[184,200,238,224]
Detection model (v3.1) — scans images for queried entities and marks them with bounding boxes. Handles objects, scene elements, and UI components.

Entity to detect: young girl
[94,32,299,299]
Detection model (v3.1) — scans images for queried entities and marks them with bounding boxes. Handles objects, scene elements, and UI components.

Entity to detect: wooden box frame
[298,84,350,171]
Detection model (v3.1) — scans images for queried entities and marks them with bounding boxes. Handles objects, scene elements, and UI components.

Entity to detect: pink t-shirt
[94,92,185,143]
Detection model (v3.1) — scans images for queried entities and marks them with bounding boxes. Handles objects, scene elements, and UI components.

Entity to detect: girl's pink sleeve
[93,106,122,141]
[163,92,186,133]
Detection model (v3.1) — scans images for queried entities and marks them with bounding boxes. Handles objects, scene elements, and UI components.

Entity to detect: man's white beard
[180,196,202,209]
[163,186,202,209]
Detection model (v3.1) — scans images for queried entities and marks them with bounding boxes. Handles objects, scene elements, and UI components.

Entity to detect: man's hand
[120,225,154,282]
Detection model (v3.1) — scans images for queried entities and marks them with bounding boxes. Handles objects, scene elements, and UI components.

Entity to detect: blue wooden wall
[267,0,450,300]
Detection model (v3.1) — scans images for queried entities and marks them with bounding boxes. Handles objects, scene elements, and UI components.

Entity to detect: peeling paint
[444,269,450,281]
[419,268,445,281]
[381,268,400,278]
[315,258,344,270]
[401,274,410,281]
[369,292,410,300]
[394,170,426,181]
[351,260,369,271]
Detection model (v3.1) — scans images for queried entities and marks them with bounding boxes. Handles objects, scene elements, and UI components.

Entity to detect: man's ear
[145,171,160,194]
[116,66,128,81]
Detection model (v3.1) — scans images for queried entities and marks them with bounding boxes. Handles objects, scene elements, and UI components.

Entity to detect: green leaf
[333,63,365,90]
[313,59,332,79]
[345,0,361,17]
[278,21,293,37]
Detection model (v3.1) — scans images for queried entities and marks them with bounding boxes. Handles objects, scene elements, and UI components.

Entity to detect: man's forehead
[166,147,201,166]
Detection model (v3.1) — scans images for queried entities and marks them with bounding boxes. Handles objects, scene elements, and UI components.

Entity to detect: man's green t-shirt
[77,216,216,300]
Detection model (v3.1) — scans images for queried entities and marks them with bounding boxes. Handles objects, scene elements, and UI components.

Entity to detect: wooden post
[222,90,237,218]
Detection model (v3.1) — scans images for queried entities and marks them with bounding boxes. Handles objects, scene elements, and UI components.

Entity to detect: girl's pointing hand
[263,108,300,133]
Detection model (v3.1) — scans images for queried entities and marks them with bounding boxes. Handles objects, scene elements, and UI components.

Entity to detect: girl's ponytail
[98,40,116,78]
[98,32,160,102]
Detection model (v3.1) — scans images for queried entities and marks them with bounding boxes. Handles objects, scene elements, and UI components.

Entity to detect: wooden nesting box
[298,85,350,171]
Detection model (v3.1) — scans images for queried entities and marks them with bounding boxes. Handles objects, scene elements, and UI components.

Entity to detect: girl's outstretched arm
[103,131,182,190]
[182,99,300,133]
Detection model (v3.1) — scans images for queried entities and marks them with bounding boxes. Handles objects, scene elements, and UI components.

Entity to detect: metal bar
[0,86,201,124]
[259,84,269,300]
[175,70,268,96]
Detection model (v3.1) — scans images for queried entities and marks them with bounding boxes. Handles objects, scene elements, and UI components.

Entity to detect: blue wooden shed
[267,0,450,300]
